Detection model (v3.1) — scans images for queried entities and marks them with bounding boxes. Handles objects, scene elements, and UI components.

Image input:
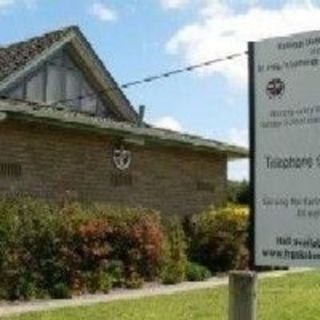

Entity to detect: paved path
[0,268,313,318]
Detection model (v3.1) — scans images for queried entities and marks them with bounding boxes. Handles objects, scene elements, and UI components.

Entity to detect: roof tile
[0,26,76,82]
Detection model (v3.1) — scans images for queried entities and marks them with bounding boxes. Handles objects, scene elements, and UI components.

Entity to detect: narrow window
[0,163,22,178]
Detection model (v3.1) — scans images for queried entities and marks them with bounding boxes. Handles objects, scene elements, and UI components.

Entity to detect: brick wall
[0,120,227,216]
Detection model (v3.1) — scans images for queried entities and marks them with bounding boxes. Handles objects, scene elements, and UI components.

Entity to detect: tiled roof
[0,98,248,158]
[0,26,75,82]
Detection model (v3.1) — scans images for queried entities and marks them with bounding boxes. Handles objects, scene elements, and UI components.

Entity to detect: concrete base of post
[229,271,257,320]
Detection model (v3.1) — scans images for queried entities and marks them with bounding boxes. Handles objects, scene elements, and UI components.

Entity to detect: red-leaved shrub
[0,198,165,299]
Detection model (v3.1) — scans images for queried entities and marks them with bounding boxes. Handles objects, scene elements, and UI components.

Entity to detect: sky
[1,0,320,180]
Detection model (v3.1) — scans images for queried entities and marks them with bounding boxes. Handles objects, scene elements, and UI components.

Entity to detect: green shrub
[85,270,113,294]
[188,205,249,273]
[107,260,125,288]
[185,262,211,282]
[160,264,184,285]
[2,273,39,301]
[50,283,72,299]
[160,218,187,284]
[0,197,62,300]
[125,271,144,289]
[99,273,113,293]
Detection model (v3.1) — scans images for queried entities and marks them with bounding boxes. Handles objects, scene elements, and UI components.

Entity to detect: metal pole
[248,41,256,270]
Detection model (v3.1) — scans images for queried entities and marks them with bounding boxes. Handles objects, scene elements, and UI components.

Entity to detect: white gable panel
[96,98,108,118]
[4,48,120,119]
[50,54,63,67]
[8,85,24,100]
[65,68,81,109]
[26,70,44,102]
[81,81,97,114]
[47,65,62,103]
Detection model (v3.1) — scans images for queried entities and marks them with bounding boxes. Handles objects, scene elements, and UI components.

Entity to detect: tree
[227,180,249,205]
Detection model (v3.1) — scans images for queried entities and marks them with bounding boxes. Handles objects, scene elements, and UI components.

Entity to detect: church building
[0,26,247,216]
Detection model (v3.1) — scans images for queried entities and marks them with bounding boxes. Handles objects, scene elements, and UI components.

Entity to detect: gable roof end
[0,26,138,123]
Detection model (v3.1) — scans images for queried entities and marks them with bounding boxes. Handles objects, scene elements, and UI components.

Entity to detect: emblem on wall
[112,145,131,171]
[266,78,285,99]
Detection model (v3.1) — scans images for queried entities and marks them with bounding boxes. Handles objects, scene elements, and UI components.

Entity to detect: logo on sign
[266,78,285,99]
[112,145,131,171]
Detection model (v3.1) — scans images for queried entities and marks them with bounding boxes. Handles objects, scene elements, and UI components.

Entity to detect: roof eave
[0,108,248,158]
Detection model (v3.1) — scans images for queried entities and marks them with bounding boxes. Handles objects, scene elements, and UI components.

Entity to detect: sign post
[250,30,320,268]
[229,271,257,320]
[227,42,259,320]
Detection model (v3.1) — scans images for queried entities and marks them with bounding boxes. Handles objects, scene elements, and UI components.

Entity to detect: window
[0,163,22,178]
[110,173,133,187]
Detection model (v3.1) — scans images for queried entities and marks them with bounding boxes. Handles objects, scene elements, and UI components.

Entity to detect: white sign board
[251,31,320,267]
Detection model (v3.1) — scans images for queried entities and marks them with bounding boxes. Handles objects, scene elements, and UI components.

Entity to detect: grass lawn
[5,271,320,320]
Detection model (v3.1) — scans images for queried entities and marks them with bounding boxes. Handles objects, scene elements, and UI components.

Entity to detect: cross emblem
[113,145,131,171]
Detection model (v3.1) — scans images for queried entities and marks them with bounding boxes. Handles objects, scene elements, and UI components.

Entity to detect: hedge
[0,197,249,300]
